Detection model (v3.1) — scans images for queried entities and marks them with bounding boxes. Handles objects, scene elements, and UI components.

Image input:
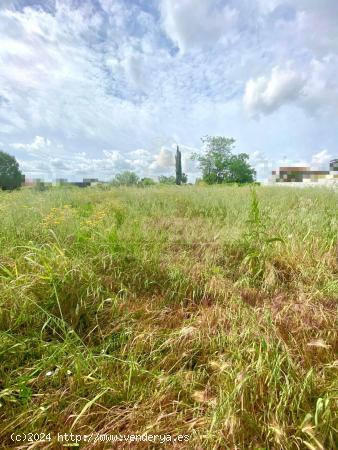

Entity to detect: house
[270,160,338,185]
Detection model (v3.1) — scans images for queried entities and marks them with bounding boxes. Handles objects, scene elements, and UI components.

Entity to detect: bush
[111,171,139,186]
[139,177,156,187]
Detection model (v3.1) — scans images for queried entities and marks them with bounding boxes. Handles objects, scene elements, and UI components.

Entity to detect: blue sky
[0,0,337,181]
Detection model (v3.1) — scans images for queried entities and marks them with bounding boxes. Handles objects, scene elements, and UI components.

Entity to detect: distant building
[83,178,99,184]
[70,181,91,188]
[23,178,38,187]
[52,178,101,187]
[270,160,338,186]
[42,177,108,188]
[330,159,338,172]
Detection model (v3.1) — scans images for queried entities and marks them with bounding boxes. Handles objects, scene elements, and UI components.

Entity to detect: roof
[279,167,310,172]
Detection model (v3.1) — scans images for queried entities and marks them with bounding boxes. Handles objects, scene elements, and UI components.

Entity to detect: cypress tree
[175,145,182,185]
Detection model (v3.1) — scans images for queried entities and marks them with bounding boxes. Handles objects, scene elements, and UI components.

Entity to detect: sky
[0,0,337,181]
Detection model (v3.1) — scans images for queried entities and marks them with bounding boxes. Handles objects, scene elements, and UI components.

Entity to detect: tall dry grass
[0,185,337,449]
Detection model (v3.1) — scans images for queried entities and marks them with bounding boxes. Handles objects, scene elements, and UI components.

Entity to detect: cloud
[19,147,133,180]
[160,0,238,52]
[249,151,273,180]
[279,1,338,56]
[0,0,338,182]
[121,51,145,86]
[11,135,52,153]
[243,56,338,117]
[150,147,174,172]
[14,137,191,180]
[300,57,338,114]
[256,0,285,14]
[311,149,333,169]
[243,66,305,116]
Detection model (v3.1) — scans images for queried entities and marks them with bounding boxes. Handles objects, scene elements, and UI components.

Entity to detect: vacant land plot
[0,185,337,449]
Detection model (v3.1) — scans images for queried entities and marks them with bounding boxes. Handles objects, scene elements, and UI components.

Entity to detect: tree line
[0,136,255,190]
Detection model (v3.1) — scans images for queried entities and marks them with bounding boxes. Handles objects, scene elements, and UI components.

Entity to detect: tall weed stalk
[241,188,284,285]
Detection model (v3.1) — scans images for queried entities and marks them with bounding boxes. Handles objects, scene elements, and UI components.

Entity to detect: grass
[0,185,337,449]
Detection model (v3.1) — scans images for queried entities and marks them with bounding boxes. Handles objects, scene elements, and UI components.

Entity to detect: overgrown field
[0,185,337,449]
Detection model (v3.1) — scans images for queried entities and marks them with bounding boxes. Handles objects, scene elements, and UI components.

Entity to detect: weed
[0,185,337,449]
[240,188,285,285]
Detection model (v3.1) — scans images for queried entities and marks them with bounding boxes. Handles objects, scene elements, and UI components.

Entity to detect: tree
[192,136,256,184]
[175,146,188,184]
[175,145,182,185]
[226,153,257,183]
[158,175,176,184]
[112,171,139,186]
[0,151,24,190]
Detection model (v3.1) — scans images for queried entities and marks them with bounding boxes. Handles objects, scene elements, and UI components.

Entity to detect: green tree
[158,175,176,184]
[192,136,256,184]
[112,171,139,186]
[175,145,182,185]
[226,153,257,183]
[0,151,24,190]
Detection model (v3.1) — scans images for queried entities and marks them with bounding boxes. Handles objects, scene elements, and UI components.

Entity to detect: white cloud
[244,66,305,116]
[279,2,338,56]
[311,149,333,169]
[244,56,338,117]
[257,0,285,14]
[121,52,144,86]
[150,147,174,172]
[249,151,273,180]
[12,135,52,153]
[128,148,151,158]
[14,137,189,180]
[19,146,133,180]
[0,0,337,182]
[160,0,238,52]
[300,57,338,114]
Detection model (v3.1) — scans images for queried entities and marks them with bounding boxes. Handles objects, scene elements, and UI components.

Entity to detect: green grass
[0,185,337,449]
